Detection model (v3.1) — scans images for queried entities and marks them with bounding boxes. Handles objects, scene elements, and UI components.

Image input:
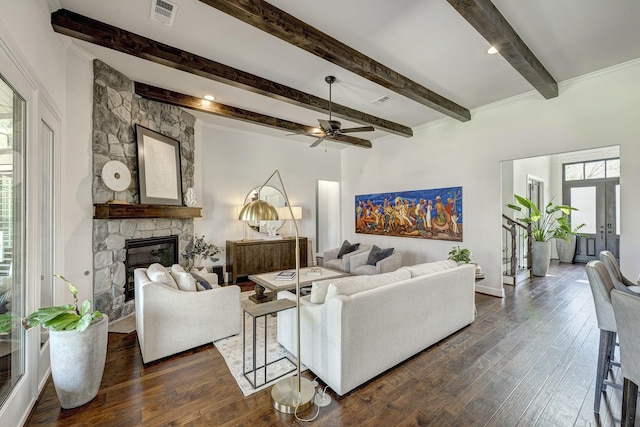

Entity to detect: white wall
[0,1,69,425]
[342,60,640,297]
[61,47,94,305]
[196,123,342,270]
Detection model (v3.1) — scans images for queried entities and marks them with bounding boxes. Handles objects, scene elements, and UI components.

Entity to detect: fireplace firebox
[124,235,178,301]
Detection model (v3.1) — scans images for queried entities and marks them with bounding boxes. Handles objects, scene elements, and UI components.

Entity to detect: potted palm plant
[554,215,585,263]
[23,275,108,409]
[506,194,580,276]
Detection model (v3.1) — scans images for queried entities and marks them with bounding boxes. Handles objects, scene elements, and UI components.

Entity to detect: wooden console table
[226,237,308,284]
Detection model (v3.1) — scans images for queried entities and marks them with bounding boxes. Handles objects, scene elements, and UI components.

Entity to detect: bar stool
[585,260,621,413]
[599,251,640,294]
[611,289,640,427]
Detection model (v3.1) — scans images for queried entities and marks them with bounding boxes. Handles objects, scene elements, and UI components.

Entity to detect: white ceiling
[56,0,640,148]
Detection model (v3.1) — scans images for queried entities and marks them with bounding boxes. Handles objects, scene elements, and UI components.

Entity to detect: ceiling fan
[308,76,375,148]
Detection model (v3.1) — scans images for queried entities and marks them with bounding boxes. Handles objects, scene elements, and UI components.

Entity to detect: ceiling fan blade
[309,136,326,148]
[317,119,332,131]
[285,132,320,136]
[339,126,375,134]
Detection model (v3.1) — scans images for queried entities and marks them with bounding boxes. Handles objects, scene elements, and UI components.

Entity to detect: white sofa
[134,267,241,363]
[322,244,370,273]
[349,249,403,275]
[277,260,475,395]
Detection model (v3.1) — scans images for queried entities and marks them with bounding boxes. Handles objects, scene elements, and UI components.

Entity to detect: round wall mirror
[244,185,285,233]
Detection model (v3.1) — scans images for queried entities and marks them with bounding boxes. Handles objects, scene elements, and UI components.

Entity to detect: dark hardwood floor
[26,261,637,426]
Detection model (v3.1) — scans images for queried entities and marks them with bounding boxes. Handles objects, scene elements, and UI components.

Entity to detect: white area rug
[214,292,306,396]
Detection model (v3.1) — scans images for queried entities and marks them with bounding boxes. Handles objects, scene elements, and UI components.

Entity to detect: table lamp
[235,205,249,240]
[238,170,314,414]
[278,206,302,237]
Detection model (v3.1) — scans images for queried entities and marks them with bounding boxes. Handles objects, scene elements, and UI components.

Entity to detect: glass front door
[563,159,620,263]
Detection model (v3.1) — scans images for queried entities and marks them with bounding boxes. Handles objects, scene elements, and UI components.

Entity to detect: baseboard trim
[475,282,505,298]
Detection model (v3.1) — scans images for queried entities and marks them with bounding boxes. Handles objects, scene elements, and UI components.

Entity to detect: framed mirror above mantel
[93,203,201,219]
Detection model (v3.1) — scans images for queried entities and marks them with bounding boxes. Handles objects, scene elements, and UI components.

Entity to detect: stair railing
[502,214,532,282]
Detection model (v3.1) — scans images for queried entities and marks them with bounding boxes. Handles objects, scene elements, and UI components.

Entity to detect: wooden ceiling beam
[199,0,471,122]
[51,9,410,138]
[134,82,372,148]
[447,0,558,99]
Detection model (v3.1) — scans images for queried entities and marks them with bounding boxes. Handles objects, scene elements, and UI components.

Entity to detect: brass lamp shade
[238,199,279,221]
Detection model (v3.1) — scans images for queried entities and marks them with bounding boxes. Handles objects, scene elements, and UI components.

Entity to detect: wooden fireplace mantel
[93,203,202,219]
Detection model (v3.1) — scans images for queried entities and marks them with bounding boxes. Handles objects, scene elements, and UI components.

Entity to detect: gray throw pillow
[191,272,213,290]
[337,240,360,259]
[366,245,394,266]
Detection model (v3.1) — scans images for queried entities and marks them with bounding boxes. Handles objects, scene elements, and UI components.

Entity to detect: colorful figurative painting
[355,186,463,241]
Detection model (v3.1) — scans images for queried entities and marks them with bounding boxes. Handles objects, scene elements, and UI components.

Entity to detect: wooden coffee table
[248,266,350,303]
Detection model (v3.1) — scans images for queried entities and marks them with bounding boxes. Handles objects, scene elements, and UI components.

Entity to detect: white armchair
[134,268,241,363]
[323,244,370,273]
[350,249,402,275]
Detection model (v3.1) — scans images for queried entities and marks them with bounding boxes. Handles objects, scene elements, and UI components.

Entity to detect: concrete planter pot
[531,240,552,277]
[556,236,577,263]
[49,315,109,409]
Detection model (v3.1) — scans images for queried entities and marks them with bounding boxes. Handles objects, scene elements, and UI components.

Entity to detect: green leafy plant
[506,194,582,242]
[0,312,15,335]
[555,214,586,240]
[448,245,472,263]
[182,235,221,267]
[22,275,103,332]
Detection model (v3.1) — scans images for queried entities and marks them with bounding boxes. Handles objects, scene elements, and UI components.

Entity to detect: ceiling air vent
[150,0,177,27]
[371,95,392,105]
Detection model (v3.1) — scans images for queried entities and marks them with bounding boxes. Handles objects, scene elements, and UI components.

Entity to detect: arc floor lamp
[238,169,314,414]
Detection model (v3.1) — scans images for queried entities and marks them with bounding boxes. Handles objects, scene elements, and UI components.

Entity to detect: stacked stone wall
[92,60,195,320]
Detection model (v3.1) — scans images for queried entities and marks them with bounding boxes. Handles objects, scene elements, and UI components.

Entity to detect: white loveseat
[277,260,475,395]
[134,266,241,363]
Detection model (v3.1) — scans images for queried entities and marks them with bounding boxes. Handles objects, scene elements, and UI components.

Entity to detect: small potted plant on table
[448,245,472,264]
[182,235,221,272]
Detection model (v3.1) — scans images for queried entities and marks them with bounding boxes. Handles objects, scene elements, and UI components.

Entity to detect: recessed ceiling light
[204,95,215,101]
[487,46,498,55]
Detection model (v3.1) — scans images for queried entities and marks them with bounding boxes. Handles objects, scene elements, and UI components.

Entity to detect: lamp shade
[277,206,302,220]
[238,199,279,221]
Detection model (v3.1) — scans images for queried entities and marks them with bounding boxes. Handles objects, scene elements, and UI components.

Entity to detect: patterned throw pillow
[337,240,360,259]
[366,245,394,266]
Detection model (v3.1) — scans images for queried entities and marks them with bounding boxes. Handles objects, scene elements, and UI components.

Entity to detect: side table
[242,298,297,389]
[211,265,224,285]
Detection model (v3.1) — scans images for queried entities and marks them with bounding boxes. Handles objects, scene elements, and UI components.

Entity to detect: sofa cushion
[350,264,380,276]
[147,263,178,289]
[399,260,458,278]
[310,278,337,304]
[337,240,360,259]
[366,245,394,265]
[171,264,186,274]
[324,269,411,300]
[171,271,198,292]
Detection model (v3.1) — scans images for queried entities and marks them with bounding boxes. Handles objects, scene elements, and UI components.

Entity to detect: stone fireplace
[92,60,196,321]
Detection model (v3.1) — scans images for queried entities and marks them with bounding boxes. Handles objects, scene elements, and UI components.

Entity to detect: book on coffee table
[275,271,296,281]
